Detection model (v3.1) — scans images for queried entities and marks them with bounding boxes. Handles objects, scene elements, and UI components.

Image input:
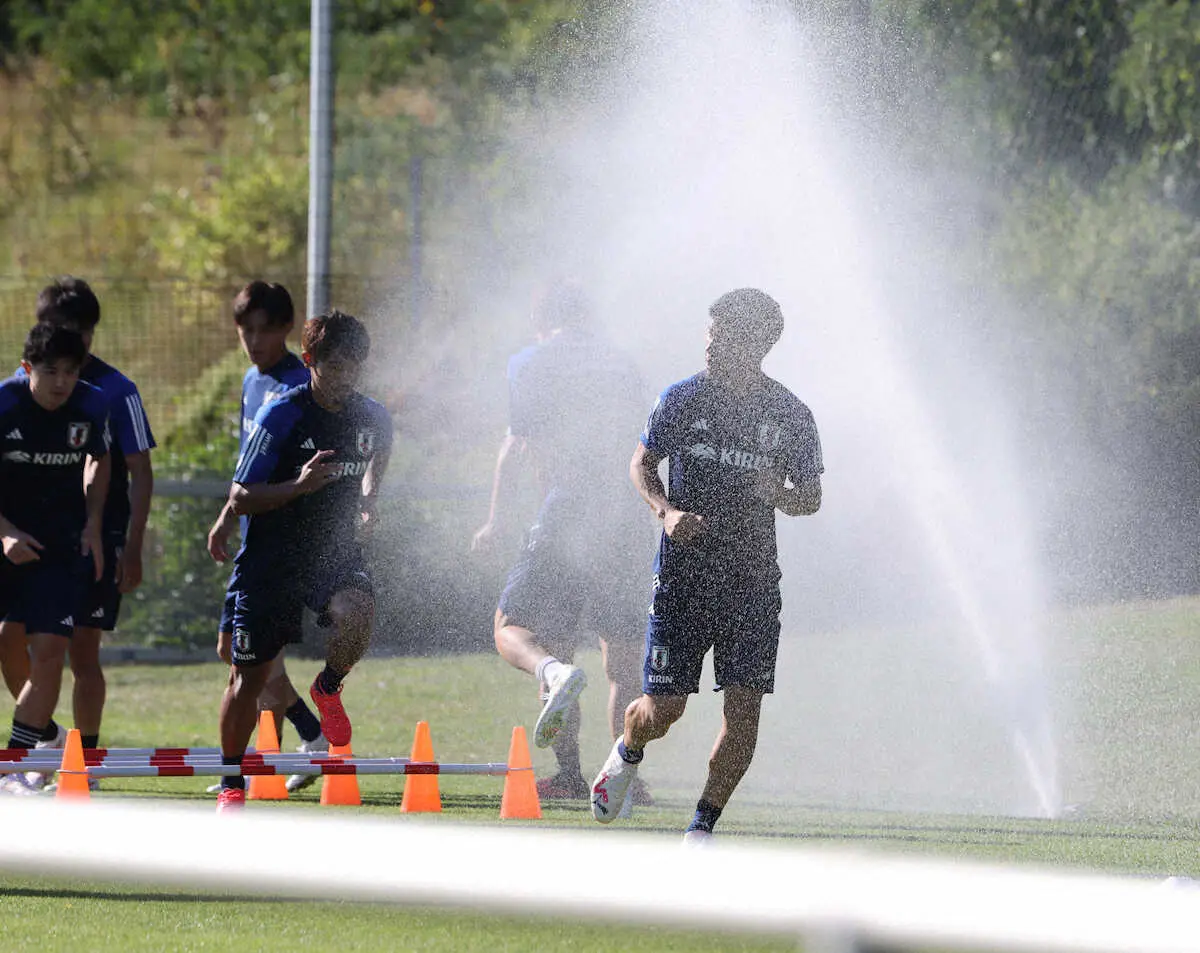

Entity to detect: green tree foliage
[905,0,1140,181]
[1111,0,1200,205]
[8,1,308,133]
[150,148,308,282]
[885,0,1200,596]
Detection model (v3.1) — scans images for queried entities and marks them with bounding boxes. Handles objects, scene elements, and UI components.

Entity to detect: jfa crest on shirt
[67,421,91,449]
[758,422,782,451]
[356,428,375,457]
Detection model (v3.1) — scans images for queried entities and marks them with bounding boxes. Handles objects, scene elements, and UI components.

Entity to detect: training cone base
[55,728,90,800]
[320,743,361,806]
[499,726,541,820]
[400,720,441,813]
[248,711,288,801]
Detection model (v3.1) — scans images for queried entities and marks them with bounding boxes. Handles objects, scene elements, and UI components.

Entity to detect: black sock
[40,719,61,742]
[687,798,723,834]
[81,733,99,750]
[221,755,245,791]
[9,719,42,750]
[286,698,323,743]
[317,664,346,695]
[617,739,643,764]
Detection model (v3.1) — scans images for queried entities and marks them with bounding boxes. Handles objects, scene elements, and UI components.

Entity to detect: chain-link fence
[0,270,507,656]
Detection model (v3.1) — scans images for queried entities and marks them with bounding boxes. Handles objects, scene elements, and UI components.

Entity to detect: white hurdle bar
[0,746,510,778]
[87,762,510,778]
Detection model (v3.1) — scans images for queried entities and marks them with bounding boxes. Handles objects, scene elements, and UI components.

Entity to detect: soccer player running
[0,277,153,784]
[206,281,328,794]
[472,281,655,802]
[0,324,110,794]
[591,288,823,840]
[216,310,392,812]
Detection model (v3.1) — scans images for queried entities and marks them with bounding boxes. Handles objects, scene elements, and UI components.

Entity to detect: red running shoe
[310,677,352,747]
[216,787,246,814]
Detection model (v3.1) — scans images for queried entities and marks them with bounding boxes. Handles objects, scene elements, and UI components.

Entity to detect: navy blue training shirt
[17,356,154,540]
[81,356,154,540]
[232,383,393,579]
[507,329,647,502]
[0,375,111,560]
[240,352,309,450]
[235,352,309,539]
[641,371,822,583]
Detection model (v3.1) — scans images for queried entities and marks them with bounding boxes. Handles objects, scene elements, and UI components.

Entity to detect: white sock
[536,657,566,686]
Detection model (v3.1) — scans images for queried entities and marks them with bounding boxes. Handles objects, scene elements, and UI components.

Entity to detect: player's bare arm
[358,442,392,540]
[83,451,111,581]
[471,432,527,553]
[207,499,239,563]
[118,449,153,592]
[0,513,42,565]
[230,449,339,515]
[753,467,822,517]
[630,442,706,542]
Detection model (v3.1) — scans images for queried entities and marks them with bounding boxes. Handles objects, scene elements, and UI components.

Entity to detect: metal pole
[409,151,423,327]
[306,0,334,319]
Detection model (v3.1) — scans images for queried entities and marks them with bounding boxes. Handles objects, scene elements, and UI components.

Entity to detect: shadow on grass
[1,886,289,904]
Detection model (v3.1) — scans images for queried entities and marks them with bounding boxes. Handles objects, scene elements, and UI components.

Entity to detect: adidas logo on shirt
[92,607,105,619]
[689,419,709,431]
[5,428,22,439]
[59,616,74,627]
[301,437,316,450]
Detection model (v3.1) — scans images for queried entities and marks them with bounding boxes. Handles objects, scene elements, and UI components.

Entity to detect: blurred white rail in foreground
[0,798,1197,952]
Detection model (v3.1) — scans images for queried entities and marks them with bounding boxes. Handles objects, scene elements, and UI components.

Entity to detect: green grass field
[3,597,1200,950]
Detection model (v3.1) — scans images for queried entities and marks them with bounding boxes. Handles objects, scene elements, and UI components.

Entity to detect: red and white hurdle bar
[0,724,546,818]
[0,748,509,778]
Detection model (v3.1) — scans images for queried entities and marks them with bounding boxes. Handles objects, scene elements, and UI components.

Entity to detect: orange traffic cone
[319,743,361,806]
[399,720,441,813]
[54,728,90,800]
[499,725,541,819]
[248,711,288,800]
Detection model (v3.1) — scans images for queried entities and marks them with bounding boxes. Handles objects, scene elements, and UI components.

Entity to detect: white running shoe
[591,738,639,824]
[683,829,715,848]
[0,772,41,796]
[287,734,330,792]
[26,724,68,790]
[534,665,587,749]
[205,783,223,794]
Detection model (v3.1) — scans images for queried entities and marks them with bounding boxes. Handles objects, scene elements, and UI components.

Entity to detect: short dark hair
[36,276,101,331]
[708,288,784,349]
[302,310,370,364]
[532,279,589,333]
[23,323,88,369]
[233,280,295,327]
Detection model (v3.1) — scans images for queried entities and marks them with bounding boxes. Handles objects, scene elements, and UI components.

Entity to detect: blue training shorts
[497,520,646,656]
[643,572,782,695]
[79,536,126,631]
[229,549,373,668]
[0,555,92,638]
[218,586,236,634]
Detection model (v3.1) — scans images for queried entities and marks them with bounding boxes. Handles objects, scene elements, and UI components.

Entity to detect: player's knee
[69,656,104,683]
[632,694,686,734]
[492,610,509,652]
[723,687,764,727]
[329,589,373,632]
[231,663,271,701]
